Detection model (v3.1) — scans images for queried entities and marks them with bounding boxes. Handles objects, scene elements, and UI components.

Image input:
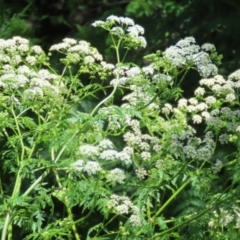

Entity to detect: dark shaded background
[1,0,240,75]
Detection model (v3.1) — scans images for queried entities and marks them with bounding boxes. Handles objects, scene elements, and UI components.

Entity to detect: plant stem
[152,207,211,238]
[1,214,11,240]
[52,164,81,240]
[154,178,191,218]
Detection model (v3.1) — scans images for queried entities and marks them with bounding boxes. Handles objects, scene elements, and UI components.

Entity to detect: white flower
[119,16,134,26]
[129,214,142,226]
[84,56,95,64]
[32,45,44,54]
[201,43,216,52]
[178,98,188,108]
[236,126,240,133]
[142,65,154,75]
[212,159,223,173]
[50,42,70,51]
[164,103,173,111]
[221,107,232,119]
[153,144,162,152]
[139,142,150,151]
[0,73,26,89]
[189,98,198,105]
[195,103,208,111]
[176,37,196,47]
[106,15,120,23]
[26,56,37,66]
[136,36,147,48]
[212,84,222,92]
[101,61,115,70]
[165,46,186,66]
[63,38,77,45]
[197,147,212,161]
[199,78,215,87]
[111,27,124,36]
[117,151,132,164]
[127,25,144,36]
[17,65,32,75]
[92,20,105,27]
[183,145,197,159]
[107,194,133,215]
[84,161,102,175]
[123,146,134,155]
[141,151,151,161]
[126,66,141,77]
[201,111,210,119]
[72,159,84,171]
[210,109,219,116]
[79,145,99,157]
[194,87,205,96]
[214,75,226,84]
[162,107,170,115]
[192,114,202,124]
[100,149,117,160]
[225,93,236,102]
[72,160,101,175]
[106,168,125,184]
[98,139,114,149]
[135,168,147,179]
[228,69,240,81]
[187,105,196,112]
[218,133,229,144]
[205,96,217,105]
[23,87,43,99]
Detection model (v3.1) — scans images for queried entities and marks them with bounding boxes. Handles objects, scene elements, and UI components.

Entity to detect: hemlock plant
[0,15,240,240]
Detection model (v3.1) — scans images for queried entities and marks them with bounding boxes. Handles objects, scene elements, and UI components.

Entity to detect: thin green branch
[154,178,192,218]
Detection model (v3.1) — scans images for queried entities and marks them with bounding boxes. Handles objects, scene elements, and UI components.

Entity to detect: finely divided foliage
[0,15,240,240]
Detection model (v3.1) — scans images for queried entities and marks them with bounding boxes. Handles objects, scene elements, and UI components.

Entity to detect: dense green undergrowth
[1,15,240,240]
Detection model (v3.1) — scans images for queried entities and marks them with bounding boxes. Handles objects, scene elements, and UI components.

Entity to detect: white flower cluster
[135,168,148,179]
[212,159,223,174]
[165,37,218,77]
[110,64,159,112]
[110,65,144,87]
[92,15,147,49]
[50,38,103,65]
[208,207,240,229]
[73,139,130,183]
[0,37,45,67]
[123,118,161,162]
[71,159,102,175]
[178,71,240,140]
[106,168,126,185]
[98,106,130,132]
[107,194,142,226]
[0,68,62,100]
[169,129,215,161]
[0,37,64,100]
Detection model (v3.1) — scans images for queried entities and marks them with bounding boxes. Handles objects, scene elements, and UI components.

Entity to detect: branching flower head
[165,37,219,77]
[92,15,146,49]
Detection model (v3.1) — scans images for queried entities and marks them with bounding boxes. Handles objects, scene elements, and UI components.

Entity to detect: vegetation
[1,1,240,239]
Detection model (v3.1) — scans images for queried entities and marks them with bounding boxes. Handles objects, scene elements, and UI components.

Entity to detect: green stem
[19,0,35,16]
[23,170,49,197]
[154,178,191,218]
[52,161,81,240]
[1,107,26,240]
[65,202,81,240]
[1,214,11,240]
[90,83,118,116]
[1,170,23,240]
[152,207,211,238]
[11,107,25,165]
